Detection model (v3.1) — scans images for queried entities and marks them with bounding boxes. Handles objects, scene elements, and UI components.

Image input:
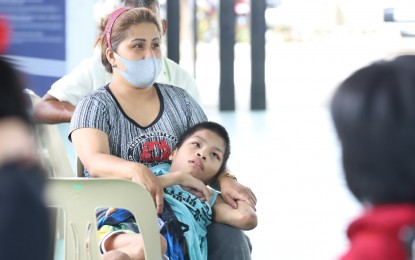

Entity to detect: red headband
[105,7,131,50]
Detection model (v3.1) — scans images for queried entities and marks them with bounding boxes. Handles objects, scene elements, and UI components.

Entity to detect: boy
[99,121,257,259]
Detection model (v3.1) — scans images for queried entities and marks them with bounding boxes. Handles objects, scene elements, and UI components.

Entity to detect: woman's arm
[214,170,257,211]
[71,128,164,214]
[212,195,257,230]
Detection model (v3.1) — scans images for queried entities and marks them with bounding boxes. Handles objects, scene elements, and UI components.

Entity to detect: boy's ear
[169,149,177,160]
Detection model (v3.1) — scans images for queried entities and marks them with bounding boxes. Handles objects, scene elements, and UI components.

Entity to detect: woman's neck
[109,77,156,102]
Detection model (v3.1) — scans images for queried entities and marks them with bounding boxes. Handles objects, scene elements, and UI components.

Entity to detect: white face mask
[114,52,162,88]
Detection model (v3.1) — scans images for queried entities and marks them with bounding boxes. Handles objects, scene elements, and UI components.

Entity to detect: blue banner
[0,0,66,96]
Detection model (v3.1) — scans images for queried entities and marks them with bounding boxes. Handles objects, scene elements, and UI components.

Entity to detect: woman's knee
[206,222,252,260]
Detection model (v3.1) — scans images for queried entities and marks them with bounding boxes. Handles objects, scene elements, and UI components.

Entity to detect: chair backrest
[45,178,162,260]
[24,89,74,178]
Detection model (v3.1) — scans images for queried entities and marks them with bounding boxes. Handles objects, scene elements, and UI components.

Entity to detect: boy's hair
[97,7,161,73]
[174,121,231,176]
[330,55,415,205]
[0,57,31,125]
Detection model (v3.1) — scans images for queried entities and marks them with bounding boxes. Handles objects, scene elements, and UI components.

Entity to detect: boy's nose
[197,152,206,161]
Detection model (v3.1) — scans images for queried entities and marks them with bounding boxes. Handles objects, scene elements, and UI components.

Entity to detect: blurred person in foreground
[331,55,415,260]
[0,18,51,258]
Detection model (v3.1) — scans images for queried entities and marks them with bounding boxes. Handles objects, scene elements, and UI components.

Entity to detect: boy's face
[169,129,226,185]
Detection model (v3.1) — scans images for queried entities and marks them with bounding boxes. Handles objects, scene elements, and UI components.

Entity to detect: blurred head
[98,7,161,73]
[330,55,415,205]
[0,57,31,125]
[169,122,231,184]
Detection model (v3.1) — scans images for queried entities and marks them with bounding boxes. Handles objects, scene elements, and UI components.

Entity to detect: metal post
[250,0,266,110]
[219,0,236,111]
[193,0,198,78]
[167,0,180,63]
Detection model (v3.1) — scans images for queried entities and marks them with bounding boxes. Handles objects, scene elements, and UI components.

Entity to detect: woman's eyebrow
[131,38,145,43]
[131,36,160,43]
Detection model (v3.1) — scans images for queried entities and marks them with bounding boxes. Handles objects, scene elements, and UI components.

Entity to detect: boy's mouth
[189,159,203,170]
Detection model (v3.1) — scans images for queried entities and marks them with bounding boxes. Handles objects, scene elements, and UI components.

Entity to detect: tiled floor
[204,107,360,259]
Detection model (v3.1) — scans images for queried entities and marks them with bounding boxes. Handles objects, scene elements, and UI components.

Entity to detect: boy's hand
[173,171,212,204]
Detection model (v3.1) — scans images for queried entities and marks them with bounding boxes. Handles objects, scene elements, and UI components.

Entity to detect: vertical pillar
[219,0,236,111]
[167,0,180,63]
[250,0,266,110]
[193,0,198,77]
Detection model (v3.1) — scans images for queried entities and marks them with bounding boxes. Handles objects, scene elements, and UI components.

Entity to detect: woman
[70,7,256,259]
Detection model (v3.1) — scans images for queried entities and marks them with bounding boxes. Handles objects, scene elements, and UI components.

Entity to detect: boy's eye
[192,142,200,148]
[211,153,220,160]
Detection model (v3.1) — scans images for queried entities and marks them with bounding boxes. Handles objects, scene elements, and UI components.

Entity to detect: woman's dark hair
[97,7,161,73]
[174,121,231,176]
[330,55,415,205]
[121,0,160,9]
[0,57,31,124]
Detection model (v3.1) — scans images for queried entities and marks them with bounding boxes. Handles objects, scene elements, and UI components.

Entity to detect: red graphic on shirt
[141,140,171,162]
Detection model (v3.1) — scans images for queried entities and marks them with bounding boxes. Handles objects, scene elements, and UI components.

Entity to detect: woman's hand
[71,128,165,214]
[129,163,165,215]
[219,177,257,210]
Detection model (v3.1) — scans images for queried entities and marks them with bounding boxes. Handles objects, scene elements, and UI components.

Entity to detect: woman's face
[115,22,162,62]
[169,129,226,185]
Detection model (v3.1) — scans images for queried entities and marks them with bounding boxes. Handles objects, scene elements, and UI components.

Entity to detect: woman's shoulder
[84,85,110,98]
[156,83,190,97]
[78,85,112,106]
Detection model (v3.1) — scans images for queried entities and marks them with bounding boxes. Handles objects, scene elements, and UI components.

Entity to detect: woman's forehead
[124,23,160,39]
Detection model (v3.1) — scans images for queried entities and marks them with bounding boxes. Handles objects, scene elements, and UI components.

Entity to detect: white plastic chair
[45,178,162,260]
[24,89,74,177]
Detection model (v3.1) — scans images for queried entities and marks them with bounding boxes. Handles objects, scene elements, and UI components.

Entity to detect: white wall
[65,0,96,72]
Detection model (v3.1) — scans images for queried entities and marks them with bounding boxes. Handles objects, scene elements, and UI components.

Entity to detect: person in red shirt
[330,55,415,260]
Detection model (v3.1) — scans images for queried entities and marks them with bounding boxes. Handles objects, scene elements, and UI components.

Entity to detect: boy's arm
[212,195,257,230]
[158,171,212,203]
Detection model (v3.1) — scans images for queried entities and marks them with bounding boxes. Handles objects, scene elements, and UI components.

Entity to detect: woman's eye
[134,44,144,49]
[152,43,160,48]
[192,142,200,148]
